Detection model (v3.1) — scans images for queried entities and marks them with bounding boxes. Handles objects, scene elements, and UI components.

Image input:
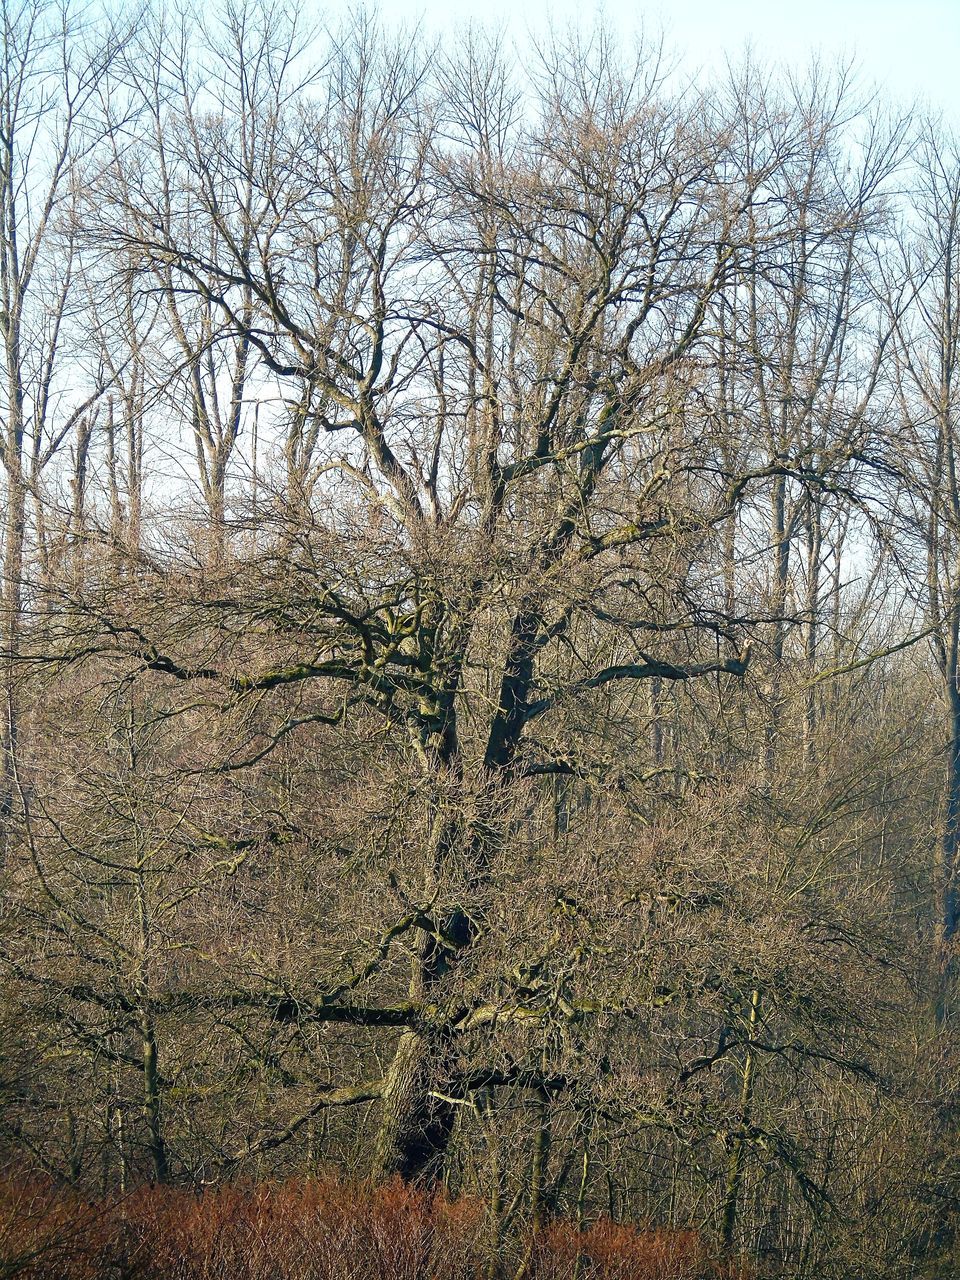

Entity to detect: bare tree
[0,0,117,840]
[888,123,960,1022]
[0,12,956,1278]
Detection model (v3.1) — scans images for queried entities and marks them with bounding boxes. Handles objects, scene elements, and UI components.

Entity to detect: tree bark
[141,1008,169,1183]
[372,1028,456,1182]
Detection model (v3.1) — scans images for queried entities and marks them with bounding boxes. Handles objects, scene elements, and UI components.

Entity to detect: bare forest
[2,3,960,1277]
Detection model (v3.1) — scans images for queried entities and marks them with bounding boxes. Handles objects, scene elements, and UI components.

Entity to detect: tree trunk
[141,1008,169,1183]
[721,987,761,1251]
[936,687,960,1023]
[372,1028,456,1182]
[373,740,464,1184]
[765,473,790,776]
[0,322,25,859]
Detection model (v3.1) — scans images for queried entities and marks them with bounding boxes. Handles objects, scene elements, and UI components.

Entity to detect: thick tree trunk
[374,464,600,1182]
[372,1029,456,1183]
[373,724,465,1184]
[373,612,538,1183]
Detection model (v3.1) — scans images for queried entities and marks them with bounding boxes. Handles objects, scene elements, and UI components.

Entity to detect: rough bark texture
[372,1030,456,1183]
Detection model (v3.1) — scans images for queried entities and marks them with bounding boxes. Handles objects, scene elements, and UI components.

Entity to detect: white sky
[365,0,959,124]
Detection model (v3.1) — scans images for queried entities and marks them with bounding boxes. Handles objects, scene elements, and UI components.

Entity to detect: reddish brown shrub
[113,1175,487,1280]
[0,1173,113,1280]
[0,1173,748,1280]
[529,1216,745,1280]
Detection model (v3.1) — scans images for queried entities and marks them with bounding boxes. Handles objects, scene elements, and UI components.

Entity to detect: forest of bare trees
[3,1,960,1275]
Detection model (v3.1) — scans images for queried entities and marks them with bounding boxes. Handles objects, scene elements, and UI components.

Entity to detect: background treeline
[1,2,959,1276]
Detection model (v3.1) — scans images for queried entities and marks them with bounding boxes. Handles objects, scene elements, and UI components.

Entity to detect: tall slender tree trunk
[136,850,168,1182]
[0,312,25,855]
[803,497,821,765]
[936,680,960,1023]
[140,1007,169,1183]
[765,473,790,776]
[721,987,761,1251]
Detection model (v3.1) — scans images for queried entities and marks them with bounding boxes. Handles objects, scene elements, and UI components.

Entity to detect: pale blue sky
[364,0,959,123]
